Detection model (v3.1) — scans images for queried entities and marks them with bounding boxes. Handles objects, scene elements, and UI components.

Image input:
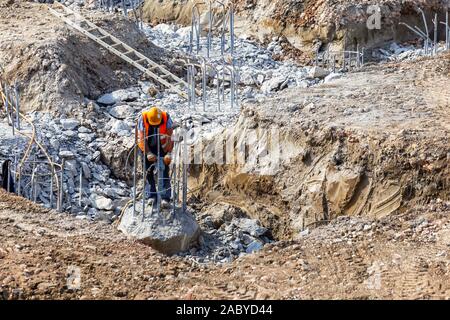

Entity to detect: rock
[59,150,75,159]
[63,130,77,138]
[307,66,330,79]
[234,218,267,237]
[49,138,60,151]
[324,72,342,83]
[153,23,178,36]
[94,211,114,223]
[110,120,131,136]
[81,162,91,179]
[299,228,310,237]
[246,240,264,253]
[256,74,265,85]
[109,105,134,119]
[118,203,201,255]
[97,93,115,105]
[202,204,244,229]
[78,133,95,142]
[64,160,78,178]
[60,118,79,130]
[97,89,140,105]
[90,194,114,211]
[261,75,287,94]
[88,207,99,217]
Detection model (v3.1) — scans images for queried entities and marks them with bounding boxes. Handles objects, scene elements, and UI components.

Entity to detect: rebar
[189,4,203,55]
[441,11,450,50]
[202,60,207,112]
[14,82,20,130]
[229,2,235,56]
[13,155,17,195]
[49,163,54,208]
[133,125,138,216]
[142,134,146,218]
[6,160,10,193]
[78,167,83,208]
[156,128,161,215]
[58,159,65,213]
[207,1,212,58]
[433,13,438,56]
[122,0,128,18]
[182,124,188,214]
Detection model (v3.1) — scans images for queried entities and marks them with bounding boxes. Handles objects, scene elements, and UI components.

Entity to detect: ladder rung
[87,28,98,33]
[99,35,110,41]
[135,58,147,64]
[161,74,172,79]
[124,50,134,55]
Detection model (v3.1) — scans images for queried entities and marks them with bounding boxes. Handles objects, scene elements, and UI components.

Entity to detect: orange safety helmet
[138,107,173,153]
[145,107,163,126]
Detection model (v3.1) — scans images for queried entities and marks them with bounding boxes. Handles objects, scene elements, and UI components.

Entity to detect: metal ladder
[47,2,189,99]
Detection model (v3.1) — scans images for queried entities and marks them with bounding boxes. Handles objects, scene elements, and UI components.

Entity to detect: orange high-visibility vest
[138,111,173,153]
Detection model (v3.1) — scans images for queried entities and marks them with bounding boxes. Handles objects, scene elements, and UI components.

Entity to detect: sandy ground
[0,189,448,300]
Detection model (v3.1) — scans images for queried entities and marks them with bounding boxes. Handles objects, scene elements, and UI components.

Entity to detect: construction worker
[137,106,174,207]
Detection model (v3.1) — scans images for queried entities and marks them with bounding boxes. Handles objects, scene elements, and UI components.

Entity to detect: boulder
[59,150,76,159]
[109,105,134,119]
[118,203,201,255]
[324,72,342,83]
[110,119,131,136]
[201,203,245,229]
[60,118,79,130]
[234,218,268,237]
[97,89,140,105]
[307,66,330,79]
[90,194,114,211]
[260,75,287,94]
[245,240,264,253]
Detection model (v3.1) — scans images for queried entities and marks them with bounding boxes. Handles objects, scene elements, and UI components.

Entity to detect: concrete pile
[118,204,201,255]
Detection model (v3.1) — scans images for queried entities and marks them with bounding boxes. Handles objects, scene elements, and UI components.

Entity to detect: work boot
[147,197,156,207]
[161,199,171,209]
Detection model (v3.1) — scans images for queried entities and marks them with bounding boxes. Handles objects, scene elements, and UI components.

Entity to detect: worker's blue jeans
[144,157,171,201]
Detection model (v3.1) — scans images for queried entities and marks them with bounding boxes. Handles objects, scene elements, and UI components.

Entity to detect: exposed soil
[190,53,450,240]
[1,189,448,300]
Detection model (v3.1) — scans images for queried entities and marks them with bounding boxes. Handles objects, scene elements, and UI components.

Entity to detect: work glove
[147,153,157,162]
[163,154,172,166]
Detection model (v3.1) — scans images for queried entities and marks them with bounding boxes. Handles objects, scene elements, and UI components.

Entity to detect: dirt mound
[189,54,450,240]
[0,1,169,113]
